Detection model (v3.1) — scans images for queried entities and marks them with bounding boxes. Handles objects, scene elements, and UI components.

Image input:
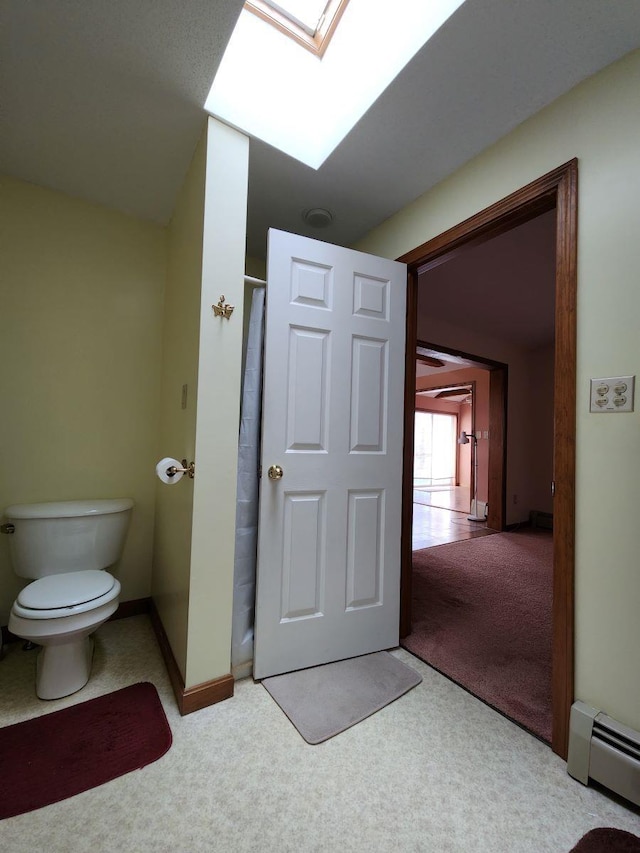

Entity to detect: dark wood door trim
[487,366,508,533]
[400,269,418,638]
[398,159,578,759]
[550,160,578,760]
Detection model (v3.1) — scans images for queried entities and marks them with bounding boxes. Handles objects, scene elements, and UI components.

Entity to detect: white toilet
[4,498,133,700]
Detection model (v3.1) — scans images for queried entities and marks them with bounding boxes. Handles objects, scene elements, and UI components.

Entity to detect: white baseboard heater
[567,701,640,807]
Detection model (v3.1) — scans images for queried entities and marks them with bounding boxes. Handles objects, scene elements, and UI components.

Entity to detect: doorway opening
[398,160,577,758]
[409,282,554,741]
[413,369,490,550]
[413,410,458,488]
[412,404,473,548]
[413,343,509,538]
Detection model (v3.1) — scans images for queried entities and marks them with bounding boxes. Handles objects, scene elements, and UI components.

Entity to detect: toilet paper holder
[166,459,195,479]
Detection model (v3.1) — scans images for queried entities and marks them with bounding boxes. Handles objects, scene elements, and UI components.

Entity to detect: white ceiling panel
[2,0,640,246]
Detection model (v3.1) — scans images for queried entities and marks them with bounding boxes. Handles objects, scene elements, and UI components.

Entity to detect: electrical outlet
[590,375,634,413]
[513,494,518,505]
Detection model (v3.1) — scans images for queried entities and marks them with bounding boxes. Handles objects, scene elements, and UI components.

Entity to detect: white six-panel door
[253,229,406,679]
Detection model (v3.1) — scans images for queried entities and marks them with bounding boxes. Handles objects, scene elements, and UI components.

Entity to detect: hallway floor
[413,484,471,513]
[412,501,495,550]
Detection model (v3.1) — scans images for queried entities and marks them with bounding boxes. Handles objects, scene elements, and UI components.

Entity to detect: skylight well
[206,0,465,169]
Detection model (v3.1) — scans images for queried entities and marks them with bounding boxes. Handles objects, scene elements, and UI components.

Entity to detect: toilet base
[36,636,94,700]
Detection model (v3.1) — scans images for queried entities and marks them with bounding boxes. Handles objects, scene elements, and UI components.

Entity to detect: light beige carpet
[262,651,422,744]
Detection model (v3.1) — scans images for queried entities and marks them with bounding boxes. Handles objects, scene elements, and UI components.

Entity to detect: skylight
[245,0,349,56]
[206,0,465,169]
[261,0,328,34]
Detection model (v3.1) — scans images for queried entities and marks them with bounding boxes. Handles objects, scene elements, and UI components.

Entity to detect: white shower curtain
[231,286,265,678]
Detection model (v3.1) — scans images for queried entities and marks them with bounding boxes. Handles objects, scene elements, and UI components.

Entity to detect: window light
[267,0,328,33]
[206,0,466,169]
[245,0,350,56]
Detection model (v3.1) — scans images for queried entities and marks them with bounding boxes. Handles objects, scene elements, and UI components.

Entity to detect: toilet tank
[3,499,134,579]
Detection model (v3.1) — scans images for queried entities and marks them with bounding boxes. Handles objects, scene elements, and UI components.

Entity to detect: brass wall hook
[213,295,234,320]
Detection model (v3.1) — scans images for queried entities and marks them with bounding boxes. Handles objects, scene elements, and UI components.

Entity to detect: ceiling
[418,209,557,351]
[412,208,556,385]
[416,357,465,379]
[417,386,472,403]
[3,1,640,259]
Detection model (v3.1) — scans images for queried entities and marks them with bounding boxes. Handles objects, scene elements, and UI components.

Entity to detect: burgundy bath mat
[0,682,172,820]
[569,828,640,852]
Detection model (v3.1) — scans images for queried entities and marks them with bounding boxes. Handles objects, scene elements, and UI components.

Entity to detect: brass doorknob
[268,464,284,481]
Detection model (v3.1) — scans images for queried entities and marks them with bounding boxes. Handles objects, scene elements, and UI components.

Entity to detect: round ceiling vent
[302,208,333,228]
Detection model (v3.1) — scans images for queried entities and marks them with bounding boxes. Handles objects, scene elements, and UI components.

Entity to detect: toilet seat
[13,571,120,620]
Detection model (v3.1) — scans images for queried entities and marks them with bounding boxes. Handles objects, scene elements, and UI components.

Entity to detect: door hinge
[551,481,556,497]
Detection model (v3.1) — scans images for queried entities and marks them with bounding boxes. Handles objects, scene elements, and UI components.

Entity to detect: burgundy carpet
[0,682,172,820]
[569,829,640,852]
[402,529,553,741]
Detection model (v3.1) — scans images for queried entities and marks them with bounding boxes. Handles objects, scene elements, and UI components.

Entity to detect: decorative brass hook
[213,295,234,320]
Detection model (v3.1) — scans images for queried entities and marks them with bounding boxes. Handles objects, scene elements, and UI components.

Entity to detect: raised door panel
[350,336,387,453]
[280,492,325,621]
[345,490,383,610]
[286,327,330,452]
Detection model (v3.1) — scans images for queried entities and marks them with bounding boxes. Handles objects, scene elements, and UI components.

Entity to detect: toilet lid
[17,570,116,610]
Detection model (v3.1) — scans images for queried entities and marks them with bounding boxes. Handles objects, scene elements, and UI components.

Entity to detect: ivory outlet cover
[589,375,635,412]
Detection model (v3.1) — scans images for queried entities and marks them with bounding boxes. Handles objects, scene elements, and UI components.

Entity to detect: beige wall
[1,116,250,696]
[356,49,640,730]
[185,119,249,688]
[151,131,207,679]
[151,118,249,689]
[0,175,166,623]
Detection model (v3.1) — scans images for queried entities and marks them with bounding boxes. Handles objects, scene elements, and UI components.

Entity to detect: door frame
[398,160,578,759]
